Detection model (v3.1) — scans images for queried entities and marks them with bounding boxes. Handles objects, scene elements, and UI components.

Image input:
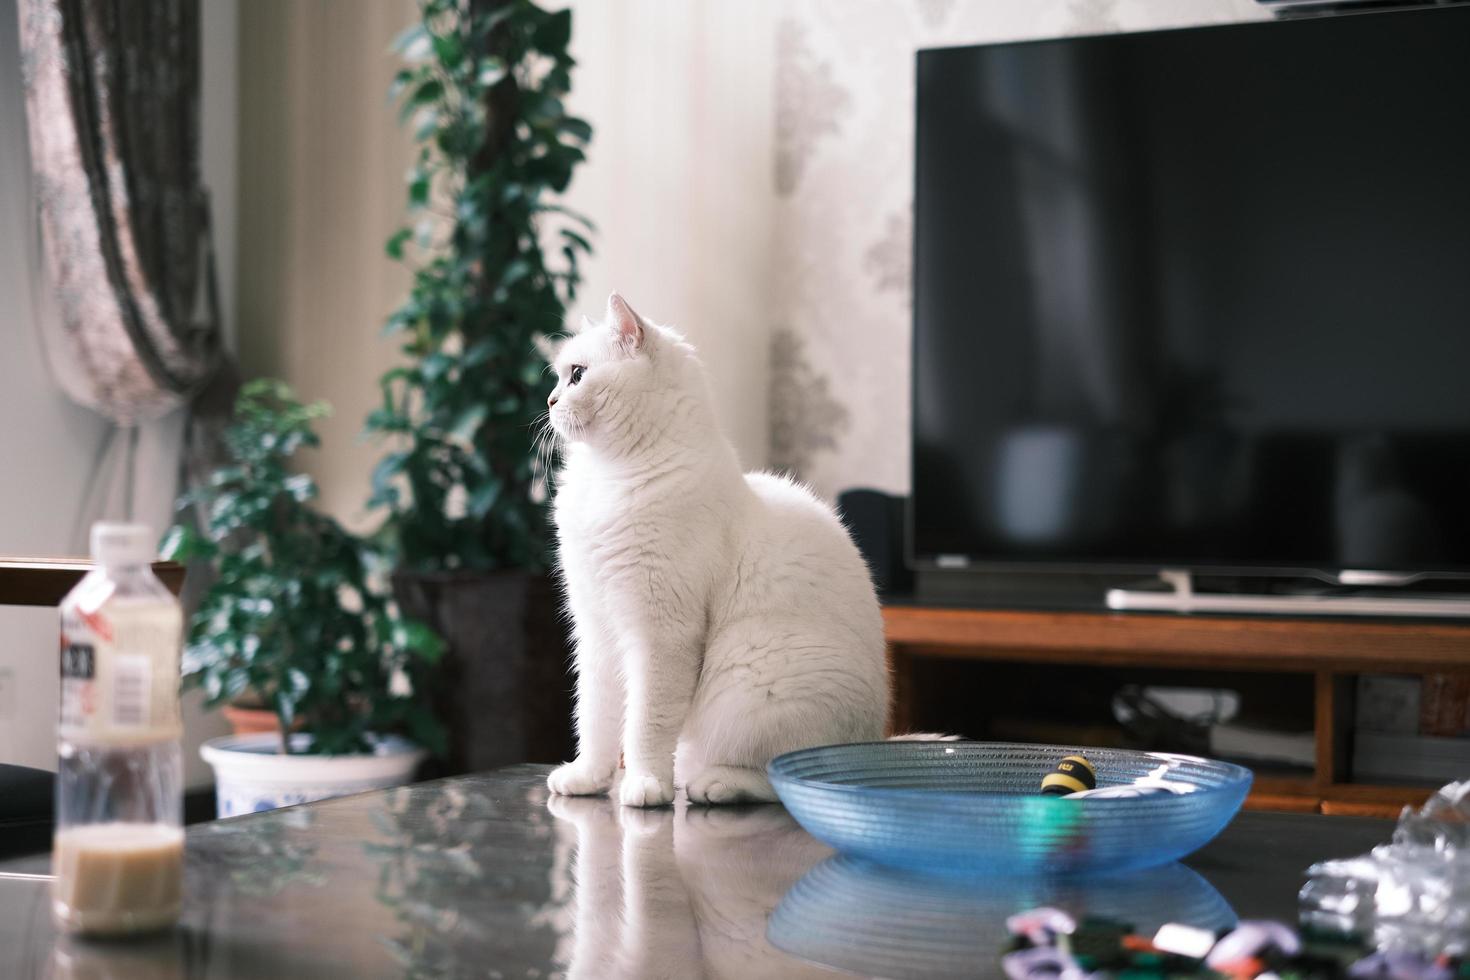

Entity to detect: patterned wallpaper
[768,0,1267,498]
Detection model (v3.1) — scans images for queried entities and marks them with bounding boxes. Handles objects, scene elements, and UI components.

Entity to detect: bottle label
[59,602,182,744]
[59,642,96,732]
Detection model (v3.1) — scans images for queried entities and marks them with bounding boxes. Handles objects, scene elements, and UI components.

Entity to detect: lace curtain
[16,0,231,526]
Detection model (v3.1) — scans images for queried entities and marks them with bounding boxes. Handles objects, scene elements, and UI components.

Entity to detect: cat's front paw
[547,760,616,797]
[617,768,675,808]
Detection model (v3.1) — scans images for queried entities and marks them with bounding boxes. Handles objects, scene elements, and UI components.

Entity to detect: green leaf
[413,109,440,144]
[160,523,206,561]
[431,33,462,69]
[223,670,252,701]
[385,227,411,260]
[448,404,488,444]
[365,407,409,434]
[560,228,592,253]
[467,479,501,518]
[477,60,507,88]
[411,78,443,107]
[388,22,429,60]
[397,620,444,662]
[420,352,454,381]
[558,116,592,142]
[408,173,430,208]
[533,10,572,53]
[390,23,427,55]
[499,259,531,289]
[370,452,409,506]
[284,473,317,502]
[461,338,496,367]
[387,68,414,102]
[473,4,521,39]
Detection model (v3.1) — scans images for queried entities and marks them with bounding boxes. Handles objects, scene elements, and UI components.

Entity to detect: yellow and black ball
[1040,755,1097,796]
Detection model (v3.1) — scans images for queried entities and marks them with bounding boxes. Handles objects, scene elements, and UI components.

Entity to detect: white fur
[544,293,888,807]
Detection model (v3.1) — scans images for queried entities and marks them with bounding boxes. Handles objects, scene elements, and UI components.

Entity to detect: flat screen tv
[912,6,1470,580]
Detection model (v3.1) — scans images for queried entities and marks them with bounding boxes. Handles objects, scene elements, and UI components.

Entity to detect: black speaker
[836,488,913,598]
[0,765,54,859]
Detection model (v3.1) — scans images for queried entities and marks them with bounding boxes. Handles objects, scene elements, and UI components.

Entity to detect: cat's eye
[568,365,586,385]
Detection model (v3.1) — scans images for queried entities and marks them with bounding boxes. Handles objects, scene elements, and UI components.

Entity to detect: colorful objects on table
[1001,905,1468,978]
[1005,907,1077,948]
[1041,755,1098,796]
[1153,922,1218,959]
[1208,919,1302,974]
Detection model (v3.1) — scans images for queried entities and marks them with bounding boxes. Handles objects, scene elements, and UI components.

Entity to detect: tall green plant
[368,0,593,573]
[164,380,447,757]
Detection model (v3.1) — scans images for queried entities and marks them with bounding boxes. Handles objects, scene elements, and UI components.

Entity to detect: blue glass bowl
[767,741,1251,876]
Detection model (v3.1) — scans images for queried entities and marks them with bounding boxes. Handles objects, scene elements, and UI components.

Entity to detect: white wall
[234,0,419,534]
[0,0,237,787]
[561,0,777,471]
[233,0,777,527]
[0,0,114,774]
[182,0,240,788]
[204,0,239,354]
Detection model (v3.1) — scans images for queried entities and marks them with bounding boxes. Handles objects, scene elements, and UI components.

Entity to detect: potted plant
[164,380,447,816]
[365,0,593,772]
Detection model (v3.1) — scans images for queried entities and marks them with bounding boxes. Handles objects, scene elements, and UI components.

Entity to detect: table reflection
[546,796,837,979]
[768,856,1237,979]
[0,769,1267,980]
[366,781,569,977]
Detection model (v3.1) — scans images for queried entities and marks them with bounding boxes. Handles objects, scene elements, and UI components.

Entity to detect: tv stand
[1106,569,1470,619]
[883,602,1470,816]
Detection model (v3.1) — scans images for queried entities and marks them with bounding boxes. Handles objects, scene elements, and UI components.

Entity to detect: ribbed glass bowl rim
[767,740,1254,805]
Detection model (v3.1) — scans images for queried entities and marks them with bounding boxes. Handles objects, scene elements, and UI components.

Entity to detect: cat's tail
[887,732,962,741]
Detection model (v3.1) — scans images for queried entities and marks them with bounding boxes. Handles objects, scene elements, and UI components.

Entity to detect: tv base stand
[1106,569,1470,619]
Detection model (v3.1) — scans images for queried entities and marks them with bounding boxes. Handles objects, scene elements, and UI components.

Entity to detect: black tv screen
[912,6,1470,577]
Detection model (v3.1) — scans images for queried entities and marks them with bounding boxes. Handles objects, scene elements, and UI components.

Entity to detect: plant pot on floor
[394,568,574,776]
[200,733,426,817]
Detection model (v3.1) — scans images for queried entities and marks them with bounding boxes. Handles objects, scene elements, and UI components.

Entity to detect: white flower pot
[200,733,426,817]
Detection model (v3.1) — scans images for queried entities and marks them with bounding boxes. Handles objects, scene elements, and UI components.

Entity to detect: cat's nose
[548,392,558,408]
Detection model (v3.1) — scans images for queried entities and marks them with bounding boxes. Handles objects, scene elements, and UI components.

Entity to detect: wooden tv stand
[883,604,1470,818]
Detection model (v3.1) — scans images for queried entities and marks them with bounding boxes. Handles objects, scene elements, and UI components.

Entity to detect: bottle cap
[90,523,156,566]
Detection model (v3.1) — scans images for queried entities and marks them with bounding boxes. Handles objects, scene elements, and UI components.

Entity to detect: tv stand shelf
[883,605,1470,818]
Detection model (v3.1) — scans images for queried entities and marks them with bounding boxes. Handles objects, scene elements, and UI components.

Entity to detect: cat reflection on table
[547,794,835,980]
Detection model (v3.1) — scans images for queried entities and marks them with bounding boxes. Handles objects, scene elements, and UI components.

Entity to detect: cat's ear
[576,314,594,334]
[532,332,558,362]
[607,292,645,352]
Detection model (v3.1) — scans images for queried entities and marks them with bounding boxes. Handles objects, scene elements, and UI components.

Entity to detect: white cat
[543,293,889,808]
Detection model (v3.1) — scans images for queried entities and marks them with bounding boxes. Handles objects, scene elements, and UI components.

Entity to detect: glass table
[0,765,1391,979]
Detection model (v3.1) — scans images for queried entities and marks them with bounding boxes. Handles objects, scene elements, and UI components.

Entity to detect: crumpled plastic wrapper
[1300,780,1470,956]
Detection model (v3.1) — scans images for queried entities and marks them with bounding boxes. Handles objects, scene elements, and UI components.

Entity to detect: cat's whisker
[532,413,568,485]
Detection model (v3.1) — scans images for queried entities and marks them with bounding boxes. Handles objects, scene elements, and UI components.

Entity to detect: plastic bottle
[54,523,185,937]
